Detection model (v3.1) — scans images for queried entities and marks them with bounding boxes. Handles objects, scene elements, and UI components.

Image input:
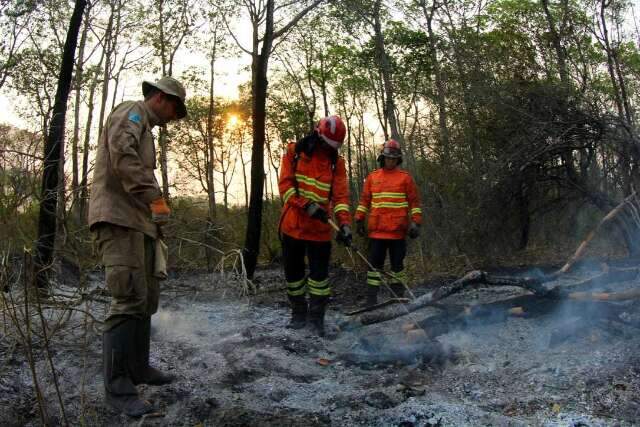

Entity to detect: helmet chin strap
[321,135,341,150]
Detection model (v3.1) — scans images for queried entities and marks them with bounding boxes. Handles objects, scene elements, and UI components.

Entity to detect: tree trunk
[207,45,217,221]
[541,0,569,86]
[79,59,103,220]
[241,135,249,208]
[421,0,450,161]
[244,46,270,278]
[34,0,87,288]
[159,129,170,198]
[97,5,114,138]
[241,0,323,277]
[71,8,89,212]
[372,0,401,142]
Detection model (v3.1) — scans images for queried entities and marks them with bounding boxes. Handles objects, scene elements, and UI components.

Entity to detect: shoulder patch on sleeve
[128,112,141,124]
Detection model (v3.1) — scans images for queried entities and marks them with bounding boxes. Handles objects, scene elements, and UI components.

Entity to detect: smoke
[152,302,252,343]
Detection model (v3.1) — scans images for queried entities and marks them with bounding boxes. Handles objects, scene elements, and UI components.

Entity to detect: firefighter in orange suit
[354,139,422,306]
[278,115,352,336]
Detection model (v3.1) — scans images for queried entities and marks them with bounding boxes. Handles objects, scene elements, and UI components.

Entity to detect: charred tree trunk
[34,0,87,288]
[242,0,323,278]
[243,15,272,278]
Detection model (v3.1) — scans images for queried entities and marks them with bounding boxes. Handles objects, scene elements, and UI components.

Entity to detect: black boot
[308,295,328,337]
[131,317,175,386]
[364,286,379,307]
[103,319,153,417]
[286,295,307,329]
[390,283,405,298]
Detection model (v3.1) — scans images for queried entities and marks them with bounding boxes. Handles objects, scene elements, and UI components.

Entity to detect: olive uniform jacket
[88,100,162,239]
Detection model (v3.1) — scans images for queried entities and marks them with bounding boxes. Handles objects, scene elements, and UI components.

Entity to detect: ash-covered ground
[2,261,640,426]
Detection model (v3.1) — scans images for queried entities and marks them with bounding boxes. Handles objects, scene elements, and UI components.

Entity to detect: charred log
[341,271,484,328]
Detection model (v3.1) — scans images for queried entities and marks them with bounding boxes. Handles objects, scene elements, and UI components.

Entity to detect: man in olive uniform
[88,76,187,417]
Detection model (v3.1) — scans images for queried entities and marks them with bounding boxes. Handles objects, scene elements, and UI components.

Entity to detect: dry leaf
[317,358,331,366]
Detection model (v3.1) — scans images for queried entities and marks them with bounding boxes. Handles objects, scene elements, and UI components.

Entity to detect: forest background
[2,0,640,285]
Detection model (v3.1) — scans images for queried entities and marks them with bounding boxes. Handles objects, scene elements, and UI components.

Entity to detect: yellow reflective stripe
[295,174,330,191]
[283,187,296,204]
[367,271,382,286]
[334,204,349,213]
[389,270,407,285]
[308,278,330,296]
[298,188,328,203]
[411,208,422,215]
[287,287,306,296]
[371,202,409,208]
[287,277,307,296]
[356,205,368,213]
[372,192,406,199]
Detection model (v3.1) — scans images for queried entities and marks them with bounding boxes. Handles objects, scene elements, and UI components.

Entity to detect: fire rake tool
[328,219,432,341]
[327,218,417,303]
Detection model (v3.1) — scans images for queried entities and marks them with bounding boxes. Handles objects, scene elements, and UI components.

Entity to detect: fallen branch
[345,298,410,316]
[550,192,636,277]
[555,267,640,296]
[568,288,640,301]
[341,271,484,328]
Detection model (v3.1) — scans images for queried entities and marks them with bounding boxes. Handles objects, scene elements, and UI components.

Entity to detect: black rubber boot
[286,295,307,329]
[308,295,328,337]
[364,286,379,307]
[131,317,175,386]
[103,319,153,417]
[390,283,405,298]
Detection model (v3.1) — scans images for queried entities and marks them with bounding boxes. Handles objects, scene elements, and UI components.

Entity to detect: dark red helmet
[381,139,402,158]
[316,115,346,149]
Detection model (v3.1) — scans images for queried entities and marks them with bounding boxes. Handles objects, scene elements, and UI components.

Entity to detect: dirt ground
[1,260,640,426]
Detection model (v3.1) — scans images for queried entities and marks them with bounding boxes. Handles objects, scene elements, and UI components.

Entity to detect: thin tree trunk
[97,4,114,138]
[207,43,217,221]
[421,0,450,161]
[79,58,103,220]
[541,0,569,86]
[240,133,249,208]
[71,8,90,211]
[373,0,401,142]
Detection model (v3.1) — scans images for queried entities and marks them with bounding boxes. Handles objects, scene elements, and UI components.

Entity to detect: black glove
[408,222,420,239]
[336,224,352,247]
[356,220,366,237]
[305,202,328,223]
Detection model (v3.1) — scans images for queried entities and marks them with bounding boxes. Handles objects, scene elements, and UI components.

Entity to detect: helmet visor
[382,147,401,158]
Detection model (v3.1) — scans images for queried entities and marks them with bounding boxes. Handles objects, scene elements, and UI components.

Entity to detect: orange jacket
[354,167,422,239]
[279,143,351,241]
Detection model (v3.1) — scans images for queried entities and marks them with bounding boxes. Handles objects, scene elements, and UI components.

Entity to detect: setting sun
[227,114,240,128]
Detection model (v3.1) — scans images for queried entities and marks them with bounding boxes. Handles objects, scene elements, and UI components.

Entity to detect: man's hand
[356,220,366,237]
[408,222,420,239]
[336,224,352,247]
[305,202,329,223]
[150,198,171,225]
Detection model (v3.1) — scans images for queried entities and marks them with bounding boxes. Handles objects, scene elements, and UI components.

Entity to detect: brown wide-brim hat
[142,76,187,119]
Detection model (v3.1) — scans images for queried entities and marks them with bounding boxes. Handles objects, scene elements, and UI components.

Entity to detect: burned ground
[1,261,640,426]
